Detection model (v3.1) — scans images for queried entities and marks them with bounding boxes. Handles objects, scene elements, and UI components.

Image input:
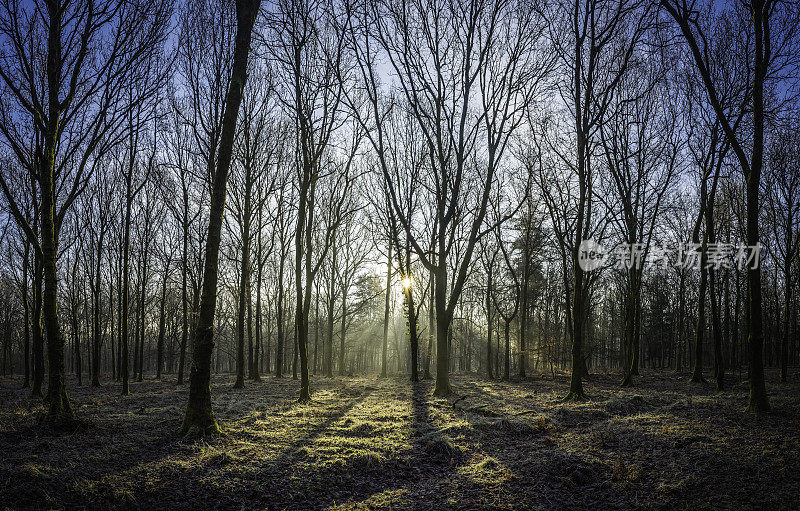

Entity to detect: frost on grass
[1,371,799,510]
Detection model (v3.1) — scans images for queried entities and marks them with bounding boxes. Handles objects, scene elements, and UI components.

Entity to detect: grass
[1,371,799,509]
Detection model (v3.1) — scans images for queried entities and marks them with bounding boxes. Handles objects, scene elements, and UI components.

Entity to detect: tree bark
[41,0,73,423]
[235,180,253,388]
[381,244,391,378]
[182,0,261,435]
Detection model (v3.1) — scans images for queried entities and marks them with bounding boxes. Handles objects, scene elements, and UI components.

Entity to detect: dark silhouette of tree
[182,0,262,436]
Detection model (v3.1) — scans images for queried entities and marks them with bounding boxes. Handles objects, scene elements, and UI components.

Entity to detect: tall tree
[765,121,800,383]
[268,0,347,402]
[661,0,800,412]
[347,0,550,395]
[182,0,262,435]
[230,65,280,388]
[0,0,170,423]
[545,0,651,399]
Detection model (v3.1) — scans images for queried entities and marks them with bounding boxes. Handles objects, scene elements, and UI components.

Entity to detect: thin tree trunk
[424,275,434,380]
[407,286,419,382]
[235,184,253,388]
[504,320,510,380]
[313,298,319,375]
[121,164,135,394]
[177,209,189,385]
[255,220,265,375]
[275,277,285,378]
[92,229,104,387]
[381,244,391,378]
[156,260,169,379]
[22,240,30,389]
[780,260,791,382]
[486,264,493,379]
[138,235,149,382]
[339,288,347,376]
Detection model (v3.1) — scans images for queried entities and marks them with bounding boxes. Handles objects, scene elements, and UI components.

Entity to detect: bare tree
[545,0,652,399]
[346,0,550,395]
[0,0,171,424]
[266,0,347,401]
[596,56,681,387]
[229,63,280,388]
[182,0,262,436]
[764,119,800,383]
[661,0,800,412]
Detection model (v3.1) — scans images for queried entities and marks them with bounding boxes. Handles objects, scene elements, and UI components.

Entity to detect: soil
[1,371,798,510]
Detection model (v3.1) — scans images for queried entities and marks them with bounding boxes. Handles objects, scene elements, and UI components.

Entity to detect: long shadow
[0,405,187,508]
[434,376,632,509]
[1,376,319,508]
[116,384,381,510]
[251,379,466,510]
[268,385,377,461]
[4,376,598,510]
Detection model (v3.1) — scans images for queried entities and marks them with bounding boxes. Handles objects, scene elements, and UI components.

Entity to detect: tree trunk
[621,271,640,387]
[22,241,30,389]
[182,0,260,435]
[381,244,391,378]
[40,2,73,423]
[41,149,70,415]
[780,261,791,383]
[235,185,253,388]
[432,267,451,396]
[486,265,493,379]
[503,320,510,380]
[255,222,266,375]
[313,298,319,375]
[707,203,724,390]
[744,5,769,413]
[520,252,528,379]
[424,276,434,380]
[693,262,708,383]
[710,265,724,390]
[339,288,347,376]
[156,261,169,379]
[177,207,189,385]
[91,230,104,387]
[676,270,685,372]
[407,287,419,382]
[138,236,148,382]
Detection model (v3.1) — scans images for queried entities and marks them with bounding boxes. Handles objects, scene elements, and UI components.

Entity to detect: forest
[0,0,799,509]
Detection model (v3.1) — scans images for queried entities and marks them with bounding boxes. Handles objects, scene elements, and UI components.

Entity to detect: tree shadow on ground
[3,373,798,510]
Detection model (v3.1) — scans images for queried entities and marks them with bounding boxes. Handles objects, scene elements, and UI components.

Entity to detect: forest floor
[1,370,799,510]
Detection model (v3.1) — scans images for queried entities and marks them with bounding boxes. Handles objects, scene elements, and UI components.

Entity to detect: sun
[400,276,413,291]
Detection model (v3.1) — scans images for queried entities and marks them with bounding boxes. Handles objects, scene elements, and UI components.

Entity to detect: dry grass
[1,370,799,510]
